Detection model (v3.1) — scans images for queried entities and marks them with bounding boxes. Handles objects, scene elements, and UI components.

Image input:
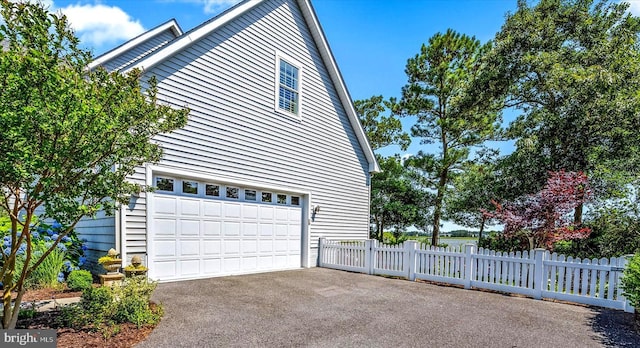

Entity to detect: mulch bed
[17,287,83,302]
[11,287,157,348]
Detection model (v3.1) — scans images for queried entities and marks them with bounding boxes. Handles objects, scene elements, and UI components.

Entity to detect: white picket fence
[318,238,633,312]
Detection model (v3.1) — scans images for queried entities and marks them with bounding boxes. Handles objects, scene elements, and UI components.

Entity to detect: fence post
[364,239,372,274]
[464,244,475,289]
[533,248,547,300]
[405,240,418,281]
[318,237,326,267]
[368,239,378,275]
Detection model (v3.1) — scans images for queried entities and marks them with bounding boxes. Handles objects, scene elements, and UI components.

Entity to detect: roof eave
[88,19,183,71]
[123,0,262,74]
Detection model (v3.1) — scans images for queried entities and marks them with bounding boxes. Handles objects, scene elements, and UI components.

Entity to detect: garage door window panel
[156,177,175,192]
[206,184,220,197]
[226,187,239,199]
[182,181,198,195]
[245,189,257,201]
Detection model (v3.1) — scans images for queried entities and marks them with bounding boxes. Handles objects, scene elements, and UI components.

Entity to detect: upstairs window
[276,54,302,117]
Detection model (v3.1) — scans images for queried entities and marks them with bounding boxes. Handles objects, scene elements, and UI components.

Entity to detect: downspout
[119,204,127,267]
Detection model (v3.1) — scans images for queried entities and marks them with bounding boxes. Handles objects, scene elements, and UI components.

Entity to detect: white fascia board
[124,0,263,74]
[88,19,183,70]
[297,0,380,173]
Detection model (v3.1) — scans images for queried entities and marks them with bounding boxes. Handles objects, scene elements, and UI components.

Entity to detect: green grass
[403,236,478,248]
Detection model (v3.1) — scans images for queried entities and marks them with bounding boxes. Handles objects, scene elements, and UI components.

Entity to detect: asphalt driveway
[137,268,639,347]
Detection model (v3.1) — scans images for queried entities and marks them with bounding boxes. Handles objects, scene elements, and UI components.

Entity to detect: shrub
[58,285,113,329]
[478,232,528,252]
[114,295,163,328]
[12,243,66,289]
[81,286,115,318]
[118,275,158,299]
[59,276,163,330]
[18,304,37,320]
[67,270,93,291]
[58,302,90,329]
[621,253,640,310]
[1,218,88,289]
[382,232,408,245]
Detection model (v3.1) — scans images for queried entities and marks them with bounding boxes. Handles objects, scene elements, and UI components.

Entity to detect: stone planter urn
[98,248,124,286]
[124,255,148,278]
[102,259,123,274]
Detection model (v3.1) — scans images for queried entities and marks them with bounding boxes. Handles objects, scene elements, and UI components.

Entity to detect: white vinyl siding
[74,209,116,269]
[123,166,148,262]
[122,0,369,265]
[101,29,177,72]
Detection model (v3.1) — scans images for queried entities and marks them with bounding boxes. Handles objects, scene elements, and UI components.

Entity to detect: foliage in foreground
[621,253,640,310]
[0,0,188,329]
[59,277,163,333]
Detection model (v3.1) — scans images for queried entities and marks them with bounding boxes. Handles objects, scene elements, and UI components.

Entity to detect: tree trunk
[2,276,13,329]
[527,236,535,251]
[478,215,486,243]
[432,172,448,247]
[574,203,583,225]
[2,201,20,329]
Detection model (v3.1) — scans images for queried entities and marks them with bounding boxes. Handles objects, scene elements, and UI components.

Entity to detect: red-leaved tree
[484,171,592,250]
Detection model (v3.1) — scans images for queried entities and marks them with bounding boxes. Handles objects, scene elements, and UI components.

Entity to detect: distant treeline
[403,230,501,238]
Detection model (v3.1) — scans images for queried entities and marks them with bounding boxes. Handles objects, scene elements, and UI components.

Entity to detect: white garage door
[148,176,302,281]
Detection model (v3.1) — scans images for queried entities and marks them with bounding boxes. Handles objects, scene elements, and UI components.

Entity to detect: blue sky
[35,0,640,231]
[41,0,639,156]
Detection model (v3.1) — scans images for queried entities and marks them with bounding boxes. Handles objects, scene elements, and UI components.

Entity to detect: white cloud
[627,1,640,16]
[6,1,145,49]
[59,3,145,47]
[203,0,241,14]
[179,0,241,14]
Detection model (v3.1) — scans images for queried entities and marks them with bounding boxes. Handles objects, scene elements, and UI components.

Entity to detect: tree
[445,157,501,241]
[355,95,416,241]
[477,0,640,222]
[485,171,592,250]
[355,95,410,151]
[398,29,502,246]
[0,1,189,329]
[370,156,431,241]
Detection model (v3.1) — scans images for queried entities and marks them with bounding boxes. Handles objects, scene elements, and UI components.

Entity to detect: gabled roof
[88,19,183,71]
[124,0,380,173]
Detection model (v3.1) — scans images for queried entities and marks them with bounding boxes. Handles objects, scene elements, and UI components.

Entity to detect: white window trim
[151,175,304,208]
[274,51,303,120]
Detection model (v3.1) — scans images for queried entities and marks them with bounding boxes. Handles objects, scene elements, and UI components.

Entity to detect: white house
[80,0,379,282]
